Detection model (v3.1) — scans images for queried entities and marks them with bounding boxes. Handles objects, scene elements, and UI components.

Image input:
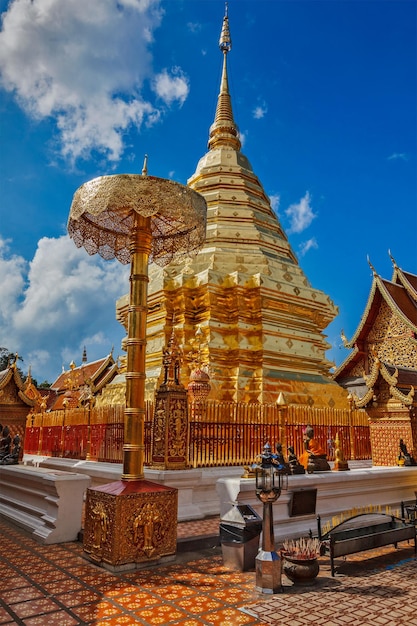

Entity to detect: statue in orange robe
[299,424,330,472]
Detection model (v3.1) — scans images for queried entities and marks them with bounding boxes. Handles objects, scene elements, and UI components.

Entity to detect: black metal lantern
[254,442,288,594]
[255,442,288,501]
[255,464,288,501]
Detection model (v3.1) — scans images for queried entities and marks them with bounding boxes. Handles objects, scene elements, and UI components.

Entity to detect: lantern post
[255,442,288,593]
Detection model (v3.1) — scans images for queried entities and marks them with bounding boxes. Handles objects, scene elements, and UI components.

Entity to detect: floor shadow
[332,547,416,577]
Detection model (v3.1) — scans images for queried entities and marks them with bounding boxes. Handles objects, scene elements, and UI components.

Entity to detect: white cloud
[298,237,318,257]
[269,194,280,214]
[0,234,129,383]
[0,237,27,320]
[285,191,316,234]
[253,102,267,119]
[152,67,189,106]
[0,0,190,163]
[187,21,202,34]
[387,152,408,161]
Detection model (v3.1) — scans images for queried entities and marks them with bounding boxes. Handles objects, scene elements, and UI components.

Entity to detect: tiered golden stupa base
[83,480,177,572]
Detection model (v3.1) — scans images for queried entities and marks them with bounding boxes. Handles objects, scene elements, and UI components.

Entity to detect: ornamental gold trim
[389,385,415,406]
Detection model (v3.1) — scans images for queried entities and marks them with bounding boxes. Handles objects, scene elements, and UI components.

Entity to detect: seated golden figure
[333,432,350,471]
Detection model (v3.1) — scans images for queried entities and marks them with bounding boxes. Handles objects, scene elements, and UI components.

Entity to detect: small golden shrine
[150,327,189,470]
[115,9,348,408]
[334,254,417,465]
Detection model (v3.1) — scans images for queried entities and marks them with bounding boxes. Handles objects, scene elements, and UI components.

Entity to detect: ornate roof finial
[10,353,18,370]
[142,154,148,177]
[208,5,241,152]
[367,255,378,277]
[65,361,78,391]
[388,249,398,269]
[340,329,349,347]
[82,346,87,363]
[219,3,231,52]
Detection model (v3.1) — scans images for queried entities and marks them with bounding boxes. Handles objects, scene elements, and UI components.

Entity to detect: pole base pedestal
[255,549,282,594]
[83,479,177,572]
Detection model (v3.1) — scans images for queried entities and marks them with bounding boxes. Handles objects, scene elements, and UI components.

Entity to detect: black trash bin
[220,504,262,571]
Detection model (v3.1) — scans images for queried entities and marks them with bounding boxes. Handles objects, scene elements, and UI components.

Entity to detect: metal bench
[317,512,416,576]
[401,492,417,524]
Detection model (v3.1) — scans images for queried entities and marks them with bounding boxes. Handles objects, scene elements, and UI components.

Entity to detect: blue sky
[0,0,416,384]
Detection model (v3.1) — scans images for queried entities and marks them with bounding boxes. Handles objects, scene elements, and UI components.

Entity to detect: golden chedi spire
[208,6,241,152]
[115,6,347,407]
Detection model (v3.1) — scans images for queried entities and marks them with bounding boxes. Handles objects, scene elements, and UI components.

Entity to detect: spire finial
[142,154,148,177]
[219,4,231,53]
[367,255,378,277]
[208,6,241,152]
[388,249,398,269]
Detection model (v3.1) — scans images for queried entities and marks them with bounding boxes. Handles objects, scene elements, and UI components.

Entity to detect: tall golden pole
[123,214,152,480]
[67,168,207,570]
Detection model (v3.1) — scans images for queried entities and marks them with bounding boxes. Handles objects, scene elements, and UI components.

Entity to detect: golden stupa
[113,10,348,408]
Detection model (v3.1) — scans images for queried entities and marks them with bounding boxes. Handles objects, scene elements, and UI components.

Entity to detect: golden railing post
[38,408,44,455]
[61,398,69,457]
[276,392,287,452]
[28,410,36,453]
[347,394,356,460]
[86,395,95,461]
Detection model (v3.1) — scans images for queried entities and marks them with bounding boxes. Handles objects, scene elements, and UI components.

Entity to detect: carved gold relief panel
[151,390,188,469]
[368,301,417,368]
[84,487,177,567]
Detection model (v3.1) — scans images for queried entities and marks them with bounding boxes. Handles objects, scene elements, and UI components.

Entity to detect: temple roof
[334,254,417,383]
[340,259,417,352]
[50,352,118,394]
[391,252,417,300]
[0,362,37,407]
[385,363,417,387]
[0,363,22,389]
[48,352,119,410]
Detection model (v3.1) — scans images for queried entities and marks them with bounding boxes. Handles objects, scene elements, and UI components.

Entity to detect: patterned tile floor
[177,517,219,540]
[0,517,263,626]
[1,515,416,625]
[241,543,417,626]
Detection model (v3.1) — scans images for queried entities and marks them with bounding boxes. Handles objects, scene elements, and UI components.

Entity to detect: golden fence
[24,400,370,467]
[188,401,370,467]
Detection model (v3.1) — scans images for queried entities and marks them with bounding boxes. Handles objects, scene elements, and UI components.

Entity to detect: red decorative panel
[369,420,413,466]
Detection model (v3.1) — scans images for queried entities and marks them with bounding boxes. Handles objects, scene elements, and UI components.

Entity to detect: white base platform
[22,456,417,543]
[217,466,417,544]
[0,464,90,544]
[23,455,244,521]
